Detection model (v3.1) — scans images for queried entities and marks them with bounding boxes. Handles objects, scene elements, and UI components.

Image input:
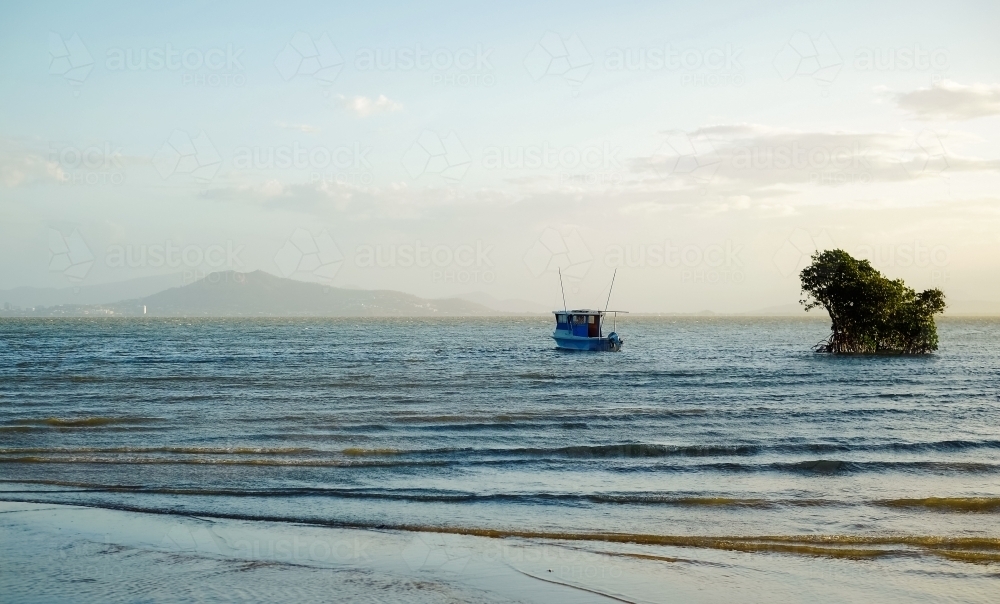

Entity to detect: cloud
[198,176,516,218]
[275,121,319,133]
[0,141,65,187]
[629,123,1000,193]
[895,80,1000,121]
[1,153,63,187]
[339,94,403,117]
[195,122,1000,219]
[201,178,379,213]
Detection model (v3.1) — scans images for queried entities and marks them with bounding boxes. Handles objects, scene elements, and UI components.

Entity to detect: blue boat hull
[552,334,622,352]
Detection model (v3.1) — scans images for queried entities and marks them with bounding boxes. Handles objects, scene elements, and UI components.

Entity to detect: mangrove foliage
[800,249,945,354]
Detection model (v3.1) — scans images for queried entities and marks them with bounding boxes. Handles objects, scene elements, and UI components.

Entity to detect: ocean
[2,316,999,602]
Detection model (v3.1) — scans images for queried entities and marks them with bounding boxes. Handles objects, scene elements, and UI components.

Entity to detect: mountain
[101,270,495,317]
[0,273,185,310]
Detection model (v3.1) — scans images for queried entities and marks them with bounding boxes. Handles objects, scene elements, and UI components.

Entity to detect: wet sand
[2,501,998,603]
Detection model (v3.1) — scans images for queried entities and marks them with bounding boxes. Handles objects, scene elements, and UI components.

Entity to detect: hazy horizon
[3,0,1000,313]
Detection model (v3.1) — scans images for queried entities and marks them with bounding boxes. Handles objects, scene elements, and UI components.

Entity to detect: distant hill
[127,271,495,317]
[4,271,497,317]
[0,273,184,309]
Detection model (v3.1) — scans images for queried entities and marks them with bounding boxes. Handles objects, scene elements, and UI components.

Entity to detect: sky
[2,0,1000,312]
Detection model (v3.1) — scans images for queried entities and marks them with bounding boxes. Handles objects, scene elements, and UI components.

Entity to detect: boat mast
[604,268,617,314]
[558,268,567,312]
[603,268,617,335]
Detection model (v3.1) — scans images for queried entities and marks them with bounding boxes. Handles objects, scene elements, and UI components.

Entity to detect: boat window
[588,316,595,324]
[573,315,586,324]
[557,314,567,323]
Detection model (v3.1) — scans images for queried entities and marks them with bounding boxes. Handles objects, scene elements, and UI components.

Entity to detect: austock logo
[773,32,843,90]
[897,130,950,178]
[105,42,246,87]
[773,228,834,278]
[105,43,245,72]
[731,142,872,185]
[605,45,745,87]
[605,240,746,284]
[481,143,622,172]
[854,46,947,71]
[274,32,344,84]
[401,533,472,573]
[524,31,593,87]
[233,142,372,171]
[152,130,222,181]
[104,241,245,270]
[159,523,226,555]
[273,229,344,284]
[47,228,94,281]
[650,132,722,188]
[354,240,495,284]
[482,142,625,186]
[354,44,494,72]
[524,228,593,292]
[49,142,126,185]
[48,32,94,89]
[855,242,949,268]
[402,131,471,181]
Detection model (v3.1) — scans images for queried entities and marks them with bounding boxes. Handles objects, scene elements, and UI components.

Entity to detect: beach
[4,500,1000,603]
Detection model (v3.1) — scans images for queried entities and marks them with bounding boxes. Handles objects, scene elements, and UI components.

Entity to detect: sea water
[1,317,999,601]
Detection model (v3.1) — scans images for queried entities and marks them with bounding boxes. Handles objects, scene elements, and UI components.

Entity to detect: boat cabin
[551,309,625,351]
[554,310,604,338]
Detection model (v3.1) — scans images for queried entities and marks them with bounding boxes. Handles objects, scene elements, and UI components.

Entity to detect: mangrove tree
[799,249,946,354]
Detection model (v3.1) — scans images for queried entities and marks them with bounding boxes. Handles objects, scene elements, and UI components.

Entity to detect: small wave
[878,497,1000,513]
[871,440,1000,453]
[934,550,1000,563]
[327,440,1000,458]
[0,446,318,456]
[376,528,1000,563]
[0,481,839,508]
[580,495,833,507]
[342,448,401,457]
[1,495,997,563]
[534,444,761,458]
[390,415,489,424]
[788,460,848,474]
[768,460,1000,475]
[5,448,1000,477]
[0,456,446,468]
[386,408,709,425]
[4,416,164,428]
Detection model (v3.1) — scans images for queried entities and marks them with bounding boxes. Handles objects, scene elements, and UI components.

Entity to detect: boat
[551,268,627,352]
[552,309,625,351]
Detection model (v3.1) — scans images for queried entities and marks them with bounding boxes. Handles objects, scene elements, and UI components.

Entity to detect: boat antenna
[604,268,617,313]
[558,268,567,311]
